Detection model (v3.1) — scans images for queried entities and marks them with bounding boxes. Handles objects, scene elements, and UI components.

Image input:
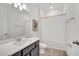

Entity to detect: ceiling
[26,3,65,13]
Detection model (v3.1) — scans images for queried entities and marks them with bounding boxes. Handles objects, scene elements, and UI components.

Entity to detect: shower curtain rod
[40,13,66,19]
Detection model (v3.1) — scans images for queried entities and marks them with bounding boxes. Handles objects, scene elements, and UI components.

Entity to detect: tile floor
[40,47,67,56]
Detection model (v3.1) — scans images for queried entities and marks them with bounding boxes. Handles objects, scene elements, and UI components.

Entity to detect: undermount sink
[13,37,39,46]
[13,38,27,46]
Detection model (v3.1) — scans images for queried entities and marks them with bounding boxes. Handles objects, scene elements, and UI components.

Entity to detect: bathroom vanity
[12,40,39,56]
[0,37,39,56]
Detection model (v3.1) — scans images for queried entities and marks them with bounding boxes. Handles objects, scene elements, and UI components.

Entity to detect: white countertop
[0,37,39,56]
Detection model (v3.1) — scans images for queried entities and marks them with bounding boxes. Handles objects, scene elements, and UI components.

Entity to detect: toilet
[40,43,47,54]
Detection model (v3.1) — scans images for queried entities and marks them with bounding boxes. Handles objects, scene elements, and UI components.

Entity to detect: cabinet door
[25,53,30,56]
[31,46,39,56]
[23,43,35,56]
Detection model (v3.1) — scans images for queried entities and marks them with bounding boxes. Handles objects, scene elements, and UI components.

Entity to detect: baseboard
[46,44,66,51]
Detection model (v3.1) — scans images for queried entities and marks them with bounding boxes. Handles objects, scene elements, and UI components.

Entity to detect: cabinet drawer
[23,43,35,56]
[12,51,21,56]
[35,40,39,46]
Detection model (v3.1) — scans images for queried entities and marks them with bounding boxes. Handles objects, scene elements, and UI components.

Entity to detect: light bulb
[17,3,21,6]
[19,6,23,11]
[22,4,26,9]
[14,3,18,8]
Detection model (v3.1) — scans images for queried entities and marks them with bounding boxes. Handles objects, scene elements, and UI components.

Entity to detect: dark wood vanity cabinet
[12,51,21,56]
[12,40,39,56]
[31,46,39,56]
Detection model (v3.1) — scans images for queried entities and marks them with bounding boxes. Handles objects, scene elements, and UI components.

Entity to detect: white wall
[24,15,31,38]
[0,5,7,40]
[26,4,39,37]
[64,4,76,44]
[64,3,79,55]
[64,3,79,44]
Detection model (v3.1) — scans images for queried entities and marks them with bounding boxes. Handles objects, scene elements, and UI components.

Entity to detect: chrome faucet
[72,40,79,45]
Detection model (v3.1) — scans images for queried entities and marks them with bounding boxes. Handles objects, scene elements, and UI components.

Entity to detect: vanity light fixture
[17,3,21,6]
[19,4,23,11]
[9,3,27,11]
[22,4,26,9]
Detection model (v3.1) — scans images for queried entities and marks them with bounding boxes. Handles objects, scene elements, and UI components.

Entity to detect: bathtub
[66,43,79,56]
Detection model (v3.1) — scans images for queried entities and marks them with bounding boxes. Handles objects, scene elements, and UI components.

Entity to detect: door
[0,7,7,40]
